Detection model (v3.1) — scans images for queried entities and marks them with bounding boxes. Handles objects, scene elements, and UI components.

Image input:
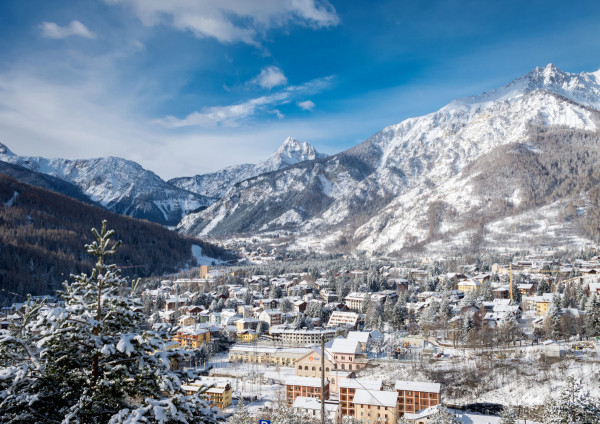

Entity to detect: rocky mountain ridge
[177,64,600,255]
[168,137,327,199]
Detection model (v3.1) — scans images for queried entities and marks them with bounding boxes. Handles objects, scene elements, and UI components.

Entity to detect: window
[349,365,352,370]
[305,366,308,370]
[298,366,302,370]
[312,366,315,371]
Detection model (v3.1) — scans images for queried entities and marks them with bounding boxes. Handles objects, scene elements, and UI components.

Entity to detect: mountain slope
[0,161,98,206]
[168,137,327,199]
[0,144,211,226]
[178,64,600,254]
[0,174,235,306]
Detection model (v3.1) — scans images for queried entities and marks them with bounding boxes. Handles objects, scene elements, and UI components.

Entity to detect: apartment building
[285,376,330,405]
[182,382,232,410]
[395,381,441,416]
[329,338,368,371]
[259,309,283,326]
[354,389,398,424]
[339,378,383,418]
[327,311,361,329]
[269,327,337,346]
[175,326,211,348]
[229,345,312,366]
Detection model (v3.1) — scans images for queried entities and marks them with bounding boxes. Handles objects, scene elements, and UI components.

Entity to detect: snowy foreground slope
[0,143,211,226]
[169,137,327,199]
[178,64,600,254]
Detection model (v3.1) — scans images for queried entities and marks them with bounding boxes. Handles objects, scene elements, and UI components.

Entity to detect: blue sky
[1,0,600,179]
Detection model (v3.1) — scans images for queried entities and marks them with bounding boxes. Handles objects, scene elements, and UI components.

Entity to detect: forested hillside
[0,175,235,306]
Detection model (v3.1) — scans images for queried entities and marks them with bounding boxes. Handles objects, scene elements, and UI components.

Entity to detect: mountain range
[3,64,600,256]
[178,64,600,255]
[168,137,327,199]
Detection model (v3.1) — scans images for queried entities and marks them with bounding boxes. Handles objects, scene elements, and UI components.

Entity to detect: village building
[292,397,340,423]
[329,338,368,371]
[269,327,337,346]
[457,279,481,292]
[182,382,232,409]
[344,292,373,311]
[285,376,329,405]
[229,344,312,366]
[295,348,335,378]
[327,311,362,329]
[175,326,211,348]
[259,309,283,326]
[339,378,383,418]
[354,389,398,424]
[236,329,258,343]
[395,381,441,416]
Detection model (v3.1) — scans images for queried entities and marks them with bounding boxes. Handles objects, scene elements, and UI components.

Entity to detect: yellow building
[354,389,398,424]
[182,383,232,409]
[237,330,258,343]
[536,299,551,316]
[457,279,480,292]
[205,385,232,409]
[175,327,211,348]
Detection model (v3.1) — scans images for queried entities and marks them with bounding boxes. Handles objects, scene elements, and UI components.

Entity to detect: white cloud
[105,0,339,45]
[40,20,97,39]
[297,100,315,111]
[251,66,288,89]
[155,76,332,128]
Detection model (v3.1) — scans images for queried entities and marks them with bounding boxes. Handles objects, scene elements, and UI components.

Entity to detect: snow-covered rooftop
[395,380,441,393]
[353,389,397,407]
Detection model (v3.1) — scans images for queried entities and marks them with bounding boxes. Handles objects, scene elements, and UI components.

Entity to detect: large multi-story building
[354,389,398,424]
[182,382,232,410]
[269,327,337,346]
[327,311,361,329]
[395,381,441,416]
[229,345,312,366]
[285,376,329,405]
[259,309,283,326]
[329,338,368,371]
[175,326,211,348]
[344,292,373,311]
[295,348,335,378]
[339,379,383,418]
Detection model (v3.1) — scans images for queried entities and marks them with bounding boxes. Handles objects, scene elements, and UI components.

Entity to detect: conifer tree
[544,377,600,423]
[584,294,600,336]
[0,221,222,424]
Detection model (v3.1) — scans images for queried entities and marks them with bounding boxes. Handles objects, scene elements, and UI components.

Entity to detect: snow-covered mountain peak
[169,137,327,200]
[260,137,326,170]
[445,64,600,113]
[0,142,15,157]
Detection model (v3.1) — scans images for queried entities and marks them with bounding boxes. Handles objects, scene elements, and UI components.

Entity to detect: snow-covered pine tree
[544,377,600,423]
[391,297,408,330]
[545,295,562,340]
[0,221,222,424]
[584,294,600,336]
